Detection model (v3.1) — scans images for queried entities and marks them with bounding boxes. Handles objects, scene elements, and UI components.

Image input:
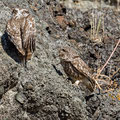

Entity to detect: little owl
[6,8,36,67]
[59,47,95,92]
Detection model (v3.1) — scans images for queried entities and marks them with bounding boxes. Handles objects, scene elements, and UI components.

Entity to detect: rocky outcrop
[0,0,120,120]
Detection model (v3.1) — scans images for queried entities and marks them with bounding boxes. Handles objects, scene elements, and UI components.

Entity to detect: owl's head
[59,47,79,61]
[12,8,29,19]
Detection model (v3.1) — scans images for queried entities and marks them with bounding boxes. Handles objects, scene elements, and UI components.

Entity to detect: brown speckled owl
[6,8,36,66]
[59,47,95,92]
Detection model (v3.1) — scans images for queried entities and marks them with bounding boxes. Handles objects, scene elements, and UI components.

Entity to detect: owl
[59,47,95,92]
[6,8,36,66]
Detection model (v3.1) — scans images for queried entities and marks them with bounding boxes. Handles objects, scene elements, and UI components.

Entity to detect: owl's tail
[23,35,36,67]
[82,76,96,92]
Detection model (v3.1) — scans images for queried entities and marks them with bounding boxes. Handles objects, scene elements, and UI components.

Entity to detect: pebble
[15,92,27,104]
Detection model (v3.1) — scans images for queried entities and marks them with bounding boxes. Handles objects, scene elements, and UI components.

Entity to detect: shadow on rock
[1,31,22,64]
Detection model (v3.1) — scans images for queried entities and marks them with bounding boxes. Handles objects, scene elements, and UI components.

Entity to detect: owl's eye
[62,49,66,52]
[12,9,17,14]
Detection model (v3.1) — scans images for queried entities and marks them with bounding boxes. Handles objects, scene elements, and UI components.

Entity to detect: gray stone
[15,92,27,104]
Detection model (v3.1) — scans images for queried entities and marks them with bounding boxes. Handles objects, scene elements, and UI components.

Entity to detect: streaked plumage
[6,8,36,66]
[59,47,95,92]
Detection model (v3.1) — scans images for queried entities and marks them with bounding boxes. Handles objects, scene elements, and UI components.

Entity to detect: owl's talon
[74,80,80,86]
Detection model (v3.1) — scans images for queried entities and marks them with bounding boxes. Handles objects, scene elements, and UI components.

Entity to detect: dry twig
[94,39,120,90]
[97,39,120,77]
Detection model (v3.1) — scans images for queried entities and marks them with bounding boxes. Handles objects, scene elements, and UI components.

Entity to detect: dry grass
[90,10,104,44]
[117,0,120,11]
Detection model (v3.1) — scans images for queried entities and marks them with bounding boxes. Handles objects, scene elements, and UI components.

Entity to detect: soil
[0,0,120,120]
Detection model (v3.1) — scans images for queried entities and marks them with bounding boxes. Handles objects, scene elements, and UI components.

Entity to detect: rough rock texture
[0,0,120,120]
[59,0,120,12]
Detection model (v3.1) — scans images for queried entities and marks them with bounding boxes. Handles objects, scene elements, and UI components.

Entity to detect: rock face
[0,0,120,120]
[59,0,119,12]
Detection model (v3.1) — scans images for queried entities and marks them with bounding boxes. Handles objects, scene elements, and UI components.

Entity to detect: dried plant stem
[111,68,120,78]
[98,39,120,76]
[95,39,120,90]
[96,15,101,37]
[102,15,104,37]
[117,0,120,10]
[90,10,104,43]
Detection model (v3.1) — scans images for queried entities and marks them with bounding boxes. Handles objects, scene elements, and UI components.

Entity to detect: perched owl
[59,47,95,92]
[6,8,36,66]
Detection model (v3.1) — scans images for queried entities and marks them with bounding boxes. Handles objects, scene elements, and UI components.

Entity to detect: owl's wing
[71,56,95,86]
[22,15,36,53]
[6,19,25,55]
[71,57,92,76]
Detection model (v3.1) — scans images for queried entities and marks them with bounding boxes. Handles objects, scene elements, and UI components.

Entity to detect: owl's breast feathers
[6,18,25,55]
[61,60,80,81]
